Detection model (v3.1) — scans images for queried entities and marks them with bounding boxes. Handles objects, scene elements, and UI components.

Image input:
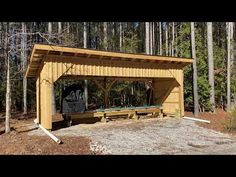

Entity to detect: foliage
[0,22,236,113]
[224,107,236,131]
[122,31,140,53]
[176,22,233,112]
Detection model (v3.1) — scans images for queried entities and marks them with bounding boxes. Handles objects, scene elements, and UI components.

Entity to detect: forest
[0,22,235,120]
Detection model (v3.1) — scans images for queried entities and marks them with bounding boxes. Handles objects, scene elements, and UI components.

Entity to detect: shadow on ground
[52,117,102,131]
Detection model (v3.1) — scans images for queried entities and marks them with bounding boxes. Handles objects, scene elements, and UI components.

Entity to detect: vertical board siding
[38,57,185,129]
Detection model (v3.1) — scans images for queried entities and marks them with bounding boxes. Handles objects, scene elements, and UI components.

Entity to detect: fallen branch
[183,116,210,123]
[34,119,62,144]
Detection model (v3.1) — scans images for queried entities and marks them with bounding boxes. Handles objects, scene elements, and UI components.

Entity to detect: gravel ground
[29,117,236,155]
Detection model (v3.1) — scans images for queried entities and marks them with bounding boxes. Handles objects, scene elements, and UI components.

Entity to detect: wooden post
[133,111,139,121]
[39,65,53,130]
[159,110,164,118]
[84,80,88,109]
[103,77,108,108]
[180,71,184,117]
[36,77,40,123]
[104,92,109,108]
[101,113,107,123]
[40,79,53,130]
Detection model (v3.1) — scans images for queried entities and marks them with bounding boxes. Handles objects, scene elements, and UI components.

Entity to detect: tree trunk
[48,22,52,34]
[58,22,62,44]
[5,23,10,133]
[58,22,62,33]
[83,22,88,110]
[227,22,231,110]
[131,83,134,95]
[150,22,153,55]
[112,22,115,50]
[175,24,178,57]
[207,22,215,113]
[230,23,235,107]
[165,23,168,56]
[67,22,70,34]
[83,22,87,48]
[152,22,155,55]
[159,22,163,55]
[169,24,172,56]
[48,22,56,115]
[5,54,11,133]
[119,22,122,51]
[191,22,199,116]
[94,23,98,49]
[21,22,27,115]
[103,22,108,50]
[172,22,175,56]
[145,22,150,54]
[48,22,52,43]
[227,22,234,110]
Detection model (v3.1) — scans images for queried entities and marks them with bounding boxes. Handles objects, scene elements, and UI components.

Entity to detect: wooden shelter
[25,44,193,130]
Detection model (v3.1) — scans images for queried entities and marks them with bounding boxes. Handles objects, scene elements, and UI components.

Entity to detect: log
[34,120,62,144]
[183,116,210,123]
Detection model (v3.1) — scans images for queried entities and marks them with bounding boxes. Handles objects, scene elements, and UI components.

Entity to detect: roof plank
[25,44,193,78]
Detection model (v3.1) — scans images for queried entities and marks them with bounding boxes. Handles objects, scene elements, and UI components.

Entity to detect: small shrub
[224,107,236,131]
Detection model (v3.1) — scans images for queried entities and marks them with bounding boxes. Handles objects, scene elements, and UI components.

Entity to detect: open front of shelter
[25,44,193,130]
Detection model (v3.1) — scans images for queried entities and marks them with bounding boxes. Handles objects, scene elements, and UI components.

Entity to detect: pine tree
[191,22,199,116]
[207,22,215,113]
[84,22,88,110]
[159,22,163,55]
[21,22,27,115]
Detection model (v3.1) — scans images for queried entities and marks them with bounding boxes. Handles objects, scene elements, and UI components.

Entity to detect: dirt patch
[0,130,92,155]
[185,108,228,133]
[0,115,92,155]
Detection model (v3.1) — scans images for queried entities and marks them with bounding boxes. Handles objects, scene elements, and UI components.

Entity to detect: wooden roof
[25,44,193,78]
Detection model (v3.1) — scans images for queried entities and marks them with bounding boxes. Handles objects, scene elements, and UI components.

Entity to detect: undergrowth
[224,107,236,131]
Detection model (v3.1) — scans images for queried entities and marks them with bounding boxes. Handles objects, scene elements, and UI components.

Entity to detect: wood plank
[36,77,40,123]
[163,102,180,104]
[41,55,177,78]
[65,106,162,120]
[61,75,155,82]
[39,67,53,130]
[26,44,193,78]
[70,112,104,119]
[106,111,134,116]
[32,44,193,63]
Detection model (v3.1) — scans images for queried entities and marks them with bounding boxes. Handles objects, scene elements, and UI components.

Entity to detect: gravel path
[29,117,236,155]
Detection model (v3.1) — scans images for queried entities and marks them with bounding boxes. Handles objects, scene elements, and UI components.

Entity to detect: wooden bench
[63,105,163,126]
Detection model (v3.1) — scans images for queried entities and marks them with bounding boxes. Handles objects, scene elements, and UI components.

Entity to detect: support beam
[36,77,40,123]
[180,71,184,116]
[40,66,53,130]
[104,77,108,108]
[40,79,53,129]
[84,80,88,109]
